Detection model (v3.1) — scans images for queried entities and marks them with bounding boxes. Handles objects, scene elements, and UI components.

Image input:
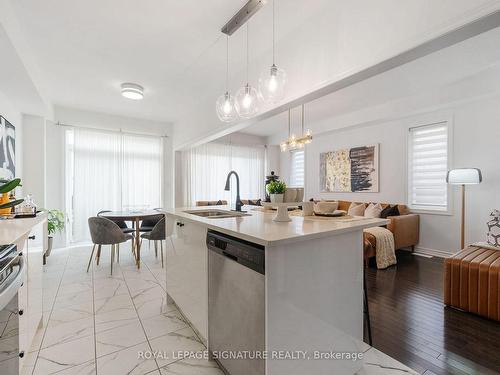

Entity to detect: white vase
[270,194,284,203]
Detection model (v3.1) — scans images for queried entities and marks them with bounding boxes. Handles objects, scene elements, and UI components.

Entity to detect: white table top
[163,205,388,247]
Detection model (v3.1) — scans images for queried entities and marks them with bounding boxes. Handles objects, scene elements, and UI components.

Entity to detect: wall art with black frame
[0,115,15,179]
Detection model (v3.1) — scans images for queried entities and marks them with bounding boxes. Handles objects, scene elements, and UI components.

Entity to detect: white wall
[21,114,45,206]
[272,82,500,256]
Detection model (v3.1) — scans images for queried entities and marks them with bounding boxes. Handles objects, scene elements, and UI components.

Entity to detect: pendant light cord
[246,23,249,84]
[272,0,276,65]
[301,104,304,134]
[288,108,291,138]
[225,35,229,91]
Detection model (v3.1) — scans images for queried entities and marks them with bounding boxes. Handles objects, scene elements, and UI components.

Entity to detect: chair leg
[96,245,102,265]
[87,244,96,272]
[363,272,373,346]
[154,241,158,258]
[160,240,164,268]
[111,244,115,275]
[117,243,120,263]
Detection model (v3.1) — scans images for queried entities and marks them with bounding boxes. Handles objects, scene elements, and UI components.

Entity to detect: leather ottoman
[444,245,500,321]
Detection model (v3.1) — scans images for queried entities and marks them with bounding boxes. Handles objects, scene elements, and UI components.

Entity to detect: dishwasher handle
[222,251,238,262]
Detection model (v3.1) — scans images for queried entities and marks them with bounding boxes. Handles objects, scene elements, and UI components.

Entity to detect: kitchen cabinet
[166,219,208,342]
[14,218,45,370]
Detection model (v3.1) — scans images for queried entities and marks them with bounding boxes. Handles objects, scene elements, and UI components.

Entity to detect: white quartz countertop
[0,212,47,245]
[163,206,389,246]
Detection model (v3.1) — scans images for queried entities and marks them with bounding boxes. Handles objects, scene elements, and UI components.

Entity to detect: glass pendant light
[235,24,260,118]
[216,36,237,122]
[259,0,286,103]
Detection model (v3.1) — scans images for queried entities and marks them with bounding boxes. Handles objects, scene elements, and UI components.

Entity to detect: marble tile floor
[23,243,418,375]
[25,243,223,375]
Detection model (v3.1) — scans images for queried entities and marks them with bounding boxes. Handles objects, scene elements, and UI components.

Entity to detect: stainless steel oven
[0,244,25,374]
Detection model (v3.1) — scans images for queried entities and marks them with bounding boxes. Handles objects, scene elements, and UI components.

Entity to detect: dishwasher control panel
[207,230,265,275]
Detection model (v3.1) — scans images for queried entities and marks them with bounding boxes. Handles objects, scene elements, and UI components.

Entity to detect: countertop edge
[163,208,389,247]
[0,212,48,245]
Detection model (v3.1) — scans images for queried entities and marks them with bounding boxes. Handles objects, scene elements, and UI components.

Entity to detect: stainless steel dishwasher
[207,230,265,375]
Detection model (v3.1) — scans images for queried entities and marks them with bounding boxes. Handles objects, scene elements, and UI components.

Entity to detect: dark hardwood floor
[365,251,500,375]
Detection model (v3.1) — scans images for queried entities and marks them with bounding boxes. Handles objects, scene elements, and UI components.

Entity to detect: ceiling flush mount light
[280,105,312,152]
[259,0,286,103]
[216,36,237,122]
[235,24,260,118]
[121,83,144,100]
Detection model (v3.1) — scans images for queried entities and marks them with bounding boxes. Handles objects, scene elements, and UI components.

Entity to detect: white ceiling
[10,0,252,122]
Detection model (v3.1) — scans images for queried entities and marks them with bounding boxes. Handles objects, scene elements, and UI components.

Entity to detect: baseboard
[413,246,454,258]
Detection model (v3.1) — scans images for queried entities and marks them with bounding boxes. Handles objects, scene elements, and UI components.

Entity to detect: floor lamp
[446,168,482,249]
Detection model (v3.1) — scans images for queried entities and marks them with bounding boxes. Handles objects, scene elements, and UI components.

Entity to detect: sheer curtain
[68,128,163,242]
[181,142,265,207]
[122,134,163,210]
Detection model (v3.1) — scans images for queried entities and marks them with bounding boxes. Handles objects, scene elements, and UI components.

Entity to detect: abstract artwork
[0,116,15,179]
[320,144,379,192]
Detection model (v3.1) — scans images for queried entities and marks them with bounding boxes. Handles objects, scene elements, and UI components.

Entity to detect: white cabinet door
[17,239,28,371]
[26,221,45,351]
[166,219,208,341]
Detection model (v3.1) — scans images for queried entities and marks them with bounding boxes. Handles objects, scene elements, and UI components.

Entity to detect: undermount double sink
[183,209,250,219]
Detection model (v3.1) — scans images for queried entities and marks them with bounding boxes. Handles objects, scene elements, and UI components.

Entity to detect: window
[289,149,305,187]
[407,122,449,212]
[65,128,163,242]
[181,142,265,206]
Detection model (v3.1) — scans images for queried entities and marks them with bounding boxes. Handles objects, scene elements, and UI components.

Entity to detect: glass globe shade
[216,92,237,122]
[259,64,286,103]
[235,84,260,118]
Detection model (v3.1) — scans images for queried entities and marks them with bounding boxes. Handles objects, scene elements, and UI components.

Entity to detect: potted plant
[267,180,287,203]
[46,209,65,257]
[0,178,24,215]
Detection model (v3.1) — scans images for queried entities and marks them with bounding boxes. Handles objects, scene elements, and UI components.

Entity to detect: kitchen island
[163,206,414,375]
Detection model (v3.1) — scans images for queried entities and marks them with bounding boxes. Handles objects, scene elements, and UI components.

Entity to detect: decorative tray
[313,210,347,217]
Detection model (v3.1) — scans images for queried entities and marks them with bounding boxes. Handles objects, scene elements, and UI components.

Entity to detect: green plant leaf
[0,199,24,210]
[0,178,21,194]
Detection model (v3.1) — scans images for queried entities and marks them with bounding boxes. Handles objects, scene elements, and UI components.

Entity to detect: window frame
[289,148,305,188]
[406,113,453,216]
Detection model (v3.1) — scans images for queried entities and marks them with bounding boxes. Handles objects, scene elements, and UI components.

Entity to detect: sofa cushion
[380,205,400,218]
[348,202,366,216]
[365,203,383,218]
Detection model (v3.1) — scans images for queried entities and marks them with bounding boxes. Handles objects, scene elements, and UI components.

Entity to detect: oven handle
[0,254,25,311]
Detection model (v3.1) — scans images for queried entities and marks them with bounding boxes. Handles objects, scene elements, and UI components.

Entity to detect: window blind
[289,149,305,188]
[408,122,449,211]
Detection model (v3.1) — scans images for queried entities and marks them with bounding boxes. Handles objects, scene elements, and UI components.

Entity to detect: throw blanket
[364,227,397,269]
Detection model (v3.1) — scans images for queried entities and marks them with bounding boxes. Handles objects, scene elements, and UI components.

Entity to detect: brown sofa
[444,245,500,321]
[314,200,420,262]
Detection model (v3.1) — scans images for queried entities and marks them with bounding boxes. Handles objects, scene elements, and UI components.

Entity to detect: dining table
[100,210,164,268]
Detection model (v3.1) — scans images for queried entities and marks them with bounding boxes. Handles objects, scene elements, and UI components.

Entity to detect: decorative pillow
[487,209,500,247]
[348,202,366,216]
[380,205,400,218]
[364,203,383,218]
[216,200,224,206]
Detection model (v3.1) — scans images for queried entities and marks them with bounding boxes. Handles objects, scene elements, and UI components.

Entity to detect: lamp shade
[446,168,482,185]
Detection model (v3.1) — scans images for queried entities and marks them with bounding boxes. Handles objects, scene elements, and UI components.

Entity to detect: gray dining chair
[140,217,166,267]
[139,214,164,233]
[97,210,135,234]
[88,217,134,275]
